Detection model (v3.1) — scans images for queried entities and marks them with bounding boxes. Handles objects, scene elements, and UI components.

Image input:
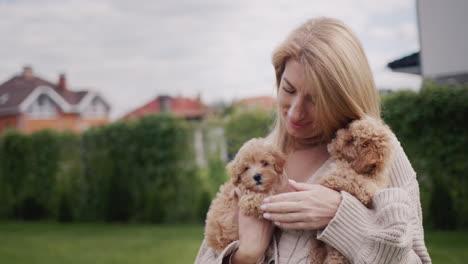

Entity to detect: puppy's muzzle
[253,173,262,185]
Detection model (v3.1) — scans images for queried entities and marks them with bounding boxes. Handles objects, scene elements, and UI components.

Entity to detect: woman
[195,17,431,264]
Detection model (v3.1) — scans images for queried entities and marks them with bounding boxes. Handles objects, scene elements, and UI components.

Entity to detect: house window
[82,97,107,118]
[26,94,58,118]
[0,93,9,104]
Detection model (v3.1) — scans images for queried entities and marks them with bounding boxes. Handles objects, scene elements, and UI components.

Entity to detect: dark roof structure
[387,52,421,74]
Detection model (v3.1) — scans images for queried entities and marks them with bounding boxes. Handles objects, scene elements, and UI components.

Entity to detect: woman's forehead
[282,60,318,95]
[283,59,305,85]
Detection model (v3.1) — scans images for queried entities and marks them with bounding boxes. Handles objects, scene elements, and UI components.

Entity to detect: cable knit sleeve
[194,239,240,264]
[316,137,432,264]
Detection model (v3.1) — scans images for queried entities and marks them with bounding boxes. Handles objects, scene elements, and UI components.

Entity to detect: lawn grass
[0,221,466,263]
[425,229,468,264]
[0,221,204,264]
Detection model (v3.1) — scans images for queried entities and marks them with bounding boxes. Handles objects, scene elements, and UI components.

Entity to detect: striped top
[195,135,432,264]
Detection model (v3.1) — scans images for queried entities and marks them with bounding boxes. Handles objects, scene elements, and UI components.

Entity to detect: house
[121,95,207,121]
[387,0,468,85]
[233,96,276,113]
[0,66,111,134]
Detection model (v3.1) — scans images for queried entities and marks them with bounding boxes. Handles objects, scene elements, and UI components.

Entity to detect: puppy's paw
[239,194,265,217]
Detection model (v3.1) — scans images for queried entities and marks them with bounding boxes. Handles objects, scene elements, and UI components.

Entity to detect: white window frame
[26,94,58,119]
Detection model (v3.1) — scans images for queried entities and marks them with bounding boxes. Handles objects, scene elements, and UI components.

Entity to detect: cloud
[369,22,418,42]
[0,0,420,120]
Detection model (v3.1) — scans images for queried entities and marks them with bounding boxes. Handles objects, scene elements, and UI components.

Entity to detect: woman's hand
[261,179,342,230]
[231,188,274,264]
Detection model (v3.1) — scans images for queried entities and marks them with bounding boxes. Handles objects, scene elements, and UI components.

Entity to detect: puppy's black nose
[253,173,262,182]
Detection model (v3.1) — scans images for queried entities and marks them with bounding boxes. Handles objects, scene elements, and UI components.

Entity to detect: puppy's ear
[342,129,355,146]
[226,160,241,185]
[272,149,286,175]
[270,149,286,185]
[329,127,354,159]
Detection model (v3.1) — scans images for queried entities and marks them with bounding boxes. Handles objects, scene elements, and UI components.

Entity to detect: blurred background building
[0,66,111,133]
[120,94,207,121]
[388,0,468,85]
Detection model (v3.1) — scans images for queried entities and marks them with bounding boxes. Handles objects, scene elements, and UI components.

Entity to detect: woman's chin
[287,128,322,145]
[286,128,309,139]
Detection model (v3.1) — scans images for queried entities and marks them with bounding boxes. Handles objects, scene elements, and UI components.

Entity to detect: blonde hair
[268,17,381,153]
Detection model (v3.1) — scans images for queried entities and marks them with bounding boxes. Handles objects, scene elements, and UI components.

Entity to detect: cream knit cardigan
[195,135,432,264]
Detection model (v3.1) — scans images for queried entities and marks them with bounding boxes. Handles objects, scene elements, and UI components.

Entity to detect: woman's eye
[282,86,295,94]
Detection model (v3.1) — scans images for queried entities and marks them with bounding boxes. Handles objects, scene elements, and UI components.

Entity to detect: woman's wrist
[230,248,265,264]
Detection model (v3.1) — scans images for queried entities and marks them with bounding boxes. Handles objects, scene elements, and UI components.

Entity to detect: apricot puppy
[204,138,286,251]
[310,116,395,264]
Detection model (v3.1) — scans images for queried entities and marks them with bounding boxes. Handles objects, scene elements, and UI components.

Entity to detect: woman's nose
[288,96,306,121]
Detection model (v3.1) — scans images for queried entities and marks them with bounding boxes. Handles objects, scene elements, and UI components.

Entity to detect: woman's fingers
[261,201,302,213]
[273,221,311,230]
[263,212,305,223]
[288,180,317,191]
[264,191,306,203]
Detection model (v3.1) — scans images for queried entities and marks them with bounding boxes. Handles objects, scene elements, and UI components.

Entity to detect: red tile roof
[235,96,276,112]
[122,96,207,120]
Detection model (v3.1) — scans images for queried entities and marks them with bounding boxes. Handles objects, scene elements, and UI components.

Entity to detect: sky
[0,0,422,120]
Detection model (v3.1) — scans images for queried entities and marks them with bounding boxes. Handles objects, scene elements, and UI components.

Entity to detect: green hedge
[225,109,275,159]
[0,130,61,220]
[0,114,203,223]
[81,114,202,223]
[382,82,468,229]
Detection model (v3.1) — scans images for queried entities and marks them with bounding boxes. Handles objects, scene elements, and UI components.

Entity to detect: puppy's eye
[362,142,369,148]
[261,160,269,166]
[243,167,249,172]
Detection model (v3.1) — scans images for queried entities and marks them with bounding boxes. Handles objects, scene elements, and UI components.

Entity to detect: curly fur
[204,138,287,252]
[310,116,396,264]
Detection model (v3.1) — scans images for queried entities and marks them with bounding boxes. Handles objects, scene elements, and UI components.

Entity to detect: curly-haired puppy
[310,116,395,264]
[205,138,286,252]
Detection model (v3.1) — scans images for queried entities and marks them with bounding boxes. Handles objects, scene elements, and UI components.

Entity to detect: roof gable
[0,75,55,109]
[0,68,109,116]
[20,85,73,113]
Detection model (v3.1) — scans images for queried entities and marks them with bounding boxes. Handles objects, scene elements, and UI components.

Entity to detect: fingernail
[288,179,296,184]
[263,213,270,219]
[274,221,281,226]
[260,204,267,210]
[263,198,270,203]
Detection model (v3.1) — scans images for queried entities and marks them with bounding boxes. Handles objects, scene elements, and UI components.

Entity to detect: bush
[0,114,201,224]
[80,114,198,223]
[225,109,274,160]
[382,82,468,229]
[0,130,60,220]
[0,130,30,218]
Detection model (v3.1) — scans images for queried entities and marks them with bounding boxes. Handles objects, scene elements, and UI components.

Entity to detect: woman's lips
[288,120,311,129]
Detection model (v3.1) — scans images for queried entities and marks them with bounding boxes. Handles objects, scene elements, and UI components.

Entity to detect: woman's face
[278,59,318,139]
